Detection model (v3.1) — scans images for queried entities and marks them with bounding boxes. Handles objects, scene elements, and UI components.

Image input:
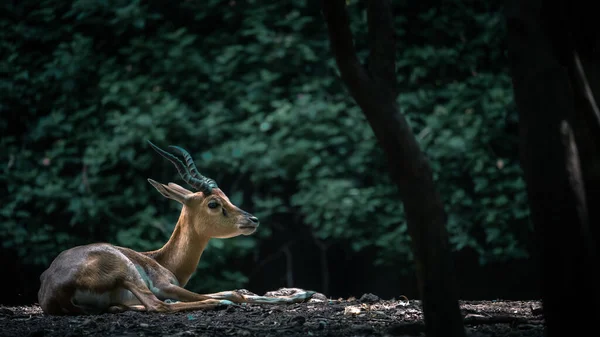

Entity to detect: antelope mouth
[238,223,258,235]
[238,225,258,229]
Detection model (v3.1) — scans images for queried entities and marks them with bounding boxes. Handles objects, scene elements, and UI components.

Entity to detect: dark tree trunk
[505,1,600,336]
[321,1,465,336]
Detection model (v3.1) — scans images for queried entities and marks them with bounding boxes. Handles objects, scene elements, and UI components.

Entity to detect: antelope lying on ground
[38,141,314,315]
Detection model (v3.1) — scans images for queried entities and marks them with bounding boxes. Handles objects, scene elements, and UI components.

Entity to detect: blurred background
[0,0,537,305]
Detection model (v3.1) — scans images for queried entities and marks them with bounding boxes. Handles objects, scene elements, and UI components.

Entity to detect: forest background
[0,0,535,305]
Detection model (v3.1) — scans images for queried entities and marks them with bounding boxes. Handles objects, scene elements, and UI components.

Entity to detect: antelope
[38,141,314,315]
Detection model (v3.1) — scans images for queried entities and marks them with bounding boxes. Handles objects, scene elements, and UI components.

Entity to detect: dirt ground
[0,289,544,337]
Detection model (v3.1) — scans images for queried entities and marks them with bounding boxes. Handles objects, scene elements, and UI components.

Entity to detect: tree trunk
[505,1,600,336]
[321,1,465,336]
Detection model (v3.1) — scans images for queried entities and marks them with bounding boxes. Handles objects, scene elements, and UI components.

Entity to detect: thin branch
[573,51,600,128]
[282,245,294,287]
[312,234,330,295]
[560,120,598,286]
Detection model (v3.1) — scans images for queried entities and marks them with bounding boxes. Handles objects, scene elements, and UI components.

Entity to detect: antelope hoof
[288,290,316,303]
[302,291,317,300]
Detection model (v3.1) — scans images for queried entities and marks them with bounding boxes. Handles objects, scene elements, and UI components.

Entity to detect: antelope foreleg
[241,290,316,305]
[158,284,247,303]
[122,280,233,313]
[164,299,233,312]
[155,284,315,304]
[158,285,315,305]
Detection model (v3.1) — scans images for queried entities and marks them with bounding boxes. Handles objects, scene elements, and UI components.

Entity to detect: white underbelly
[73,288,141,308]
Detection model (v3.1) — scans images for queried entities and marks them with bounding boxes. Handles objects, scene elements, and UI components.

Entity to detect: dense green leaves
[0,0,528,293]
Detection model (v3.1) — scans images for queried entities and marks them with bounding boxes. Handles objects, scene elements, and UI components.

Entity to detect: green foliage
[0,0,528,293]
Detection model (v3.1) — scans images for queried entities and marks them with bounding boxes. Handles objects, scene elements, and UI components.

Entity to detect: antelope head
[147,141,259,239]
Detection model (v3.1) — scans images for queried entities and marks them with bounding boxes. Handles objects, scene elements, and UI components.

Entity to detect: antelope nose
[249,216,259,225]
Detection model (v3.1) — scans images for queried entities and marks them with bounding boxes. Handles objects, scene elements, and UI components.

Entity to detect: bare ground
[0,290,544,337]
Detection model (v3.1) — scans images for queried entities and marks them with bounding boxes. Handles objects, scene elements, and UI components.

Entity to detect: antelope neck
[152,209,210,286]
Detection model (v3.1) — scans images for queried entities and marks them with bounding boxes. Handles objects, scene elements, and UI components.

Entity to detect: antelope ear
[148,179,189,205]
[167,182,194,196]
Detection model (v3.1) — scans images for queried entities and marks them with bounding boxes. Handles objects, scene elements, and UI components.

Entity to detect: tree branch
[367,0,396,97]
[321,0,373,101]
[322,1,465,336]
[572,52,600,126]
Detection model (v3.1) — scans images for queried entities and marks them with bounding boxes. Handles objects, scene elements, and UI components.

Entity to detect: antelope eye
[208,201,219,209]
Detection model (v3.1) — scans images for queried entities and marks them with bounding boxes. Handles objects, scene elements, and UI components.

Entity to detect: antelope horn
[147,140,216,194]
[169,145,218,191]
